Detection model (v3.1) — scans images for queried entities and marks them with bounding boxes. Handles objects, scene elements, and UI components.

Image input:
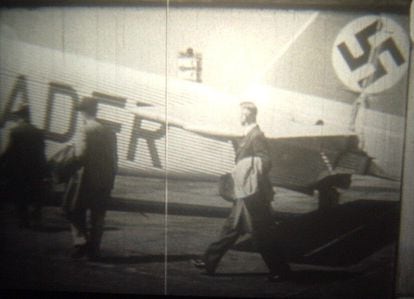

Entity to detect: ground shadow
[288,269,359,284]
[31,226,69,233]
[96,254,198,264]
[233,200,400,267]
[213,269,358,283]
[31,225,120,234]
[211,272,269,278]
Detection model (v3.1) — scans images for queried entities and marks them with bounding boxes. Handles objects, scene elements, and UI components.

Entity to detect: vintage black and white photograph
[0,0,413,298]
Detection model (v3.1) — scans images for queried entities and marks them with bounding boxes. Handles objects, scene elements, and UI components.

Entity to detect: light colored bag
[232,157,262,199]
[219,157,264,201]
[218,172,235,202]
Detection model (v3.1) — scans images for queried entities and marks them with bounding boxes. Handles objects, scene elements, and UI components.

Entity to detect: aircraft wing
[129,106,387,195]
[128,106,242,139]
[262,119,382,194]
[129,105,356,139]
[266,134,372,195]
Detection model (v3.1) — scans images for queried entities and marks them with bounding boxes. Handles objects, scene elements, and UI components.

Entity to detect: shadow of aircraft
[233,200,400,267]
[212,269,359,284]
[95,254,198,264]
[31,225,120,234]
[45,191,231,218]
[46,192,400,267]
[288,269,359,284]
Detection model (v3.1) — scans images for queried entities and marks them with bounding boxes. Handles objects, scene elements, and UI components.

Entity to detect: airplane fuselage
[0,37,405,182]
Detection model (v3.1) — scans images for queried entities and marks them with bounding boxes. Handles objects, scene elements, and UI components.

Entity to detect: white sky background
[0,7,313,96]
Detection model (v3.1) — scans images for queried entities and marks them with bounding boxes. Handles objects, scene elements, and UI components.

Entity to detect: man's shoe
[268,274,284,282]
[191,258,215,275]
[268,271,291,282]
[191,258,206,268]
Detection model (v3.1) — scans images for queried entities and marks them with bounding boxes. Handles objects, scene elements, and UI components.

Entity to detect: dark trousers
[14,183,45,227]
[69,190,109,255]
[203,194,290,275]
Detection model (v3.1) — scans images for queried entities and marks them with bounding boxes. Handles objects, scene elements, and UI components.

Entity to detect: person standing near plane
[0,103,49,228]
[64,97,118,260]
[192,101,291,282]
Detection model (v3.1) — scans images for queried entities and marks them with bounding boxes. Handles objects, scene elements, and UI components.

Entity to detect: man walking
[0,103,49,228]
[192,101,290,282]
[65,97,118,260]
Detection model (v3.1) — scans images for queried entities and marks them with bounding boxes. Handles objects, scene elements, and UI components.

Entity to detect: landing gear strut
[313,173,351,211]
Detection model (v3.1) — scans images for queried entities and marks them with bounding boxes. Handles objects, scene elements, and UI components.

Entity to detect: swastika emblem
[332,16,409,94]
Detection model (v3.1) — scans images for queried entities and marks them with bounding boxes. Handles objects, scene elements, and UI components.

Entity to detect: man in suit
[66,97,118,260]
[192,102,291,282]
[0,103,49,228]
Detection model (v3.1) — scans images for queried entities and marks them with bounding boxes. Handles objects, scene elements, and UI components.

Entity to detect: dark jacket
[0,121,48,185]
[76,119,118,195]
[60,119,117,214]
[235,125,272,175]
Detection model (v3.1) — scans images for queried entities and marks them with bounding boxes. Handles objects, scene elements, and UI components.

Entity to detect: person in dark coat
[192,102,291,282]
[0,103,49,228]
[65,97,118,260]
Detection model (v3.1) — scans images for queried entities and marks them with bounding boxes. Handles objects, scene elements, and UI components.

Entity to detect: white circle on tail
[332,16,409,94]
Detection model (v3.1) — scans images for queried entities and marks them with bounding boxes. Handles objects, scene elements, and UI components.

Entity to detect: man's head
[240,101,257,126]
[76,97,98,119]
[12,103,30,122]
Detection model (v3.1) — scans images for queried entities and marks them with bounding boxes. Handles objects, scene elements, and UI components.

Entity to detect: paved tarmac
[0,175,401,298]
